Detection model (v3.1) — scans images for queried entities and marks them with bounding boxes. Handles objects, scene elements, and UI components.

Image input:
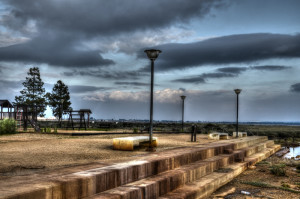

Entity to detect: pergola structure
[0,100,14,120]
[65,109,92,130]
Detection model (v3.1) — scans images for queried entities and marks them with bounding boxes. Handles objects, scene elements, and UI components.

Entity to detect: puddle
[283,145,300,160]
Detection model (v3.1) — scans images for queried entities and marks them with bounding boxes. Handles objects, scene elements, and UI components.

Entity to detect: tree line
[14,67,72,121]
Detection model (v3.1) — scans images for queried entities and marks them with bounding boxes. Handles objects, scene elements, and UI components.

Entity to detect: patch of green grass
[241,181,272,188]
[269,164,286,176]
[281,182,290,188]
[256,160,269,165]
[279,186,300,193]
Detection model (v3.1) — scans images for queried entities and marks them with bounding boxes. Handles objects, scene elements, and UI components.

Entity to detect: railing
[0,112,16,120]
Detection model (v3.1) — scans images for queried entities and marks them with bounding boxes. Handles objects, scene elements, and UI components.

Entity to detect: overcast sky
[1,0,300,122]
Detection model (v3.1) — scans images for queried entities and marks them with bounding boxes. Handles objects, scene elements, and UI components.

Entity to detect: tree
[15,67,46,117]
[46,80,72,122]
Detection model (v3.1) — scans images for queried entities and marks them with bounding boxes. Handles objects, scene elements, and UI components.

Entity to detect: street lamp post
[234,89,242,138]
[144,49,161,152]
[180,95,186,132]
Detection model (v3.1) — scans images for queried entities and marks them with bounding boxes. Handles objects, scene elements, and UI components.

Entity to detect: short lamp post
[144,49,161,152]
[234,89,242,138]
[180,95,186,132]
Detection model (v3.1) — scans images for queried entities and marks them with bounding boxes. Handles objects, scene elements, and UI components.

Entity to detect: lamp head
[180,95,186,100]
[234,89,242,95]
[144,49,162,60]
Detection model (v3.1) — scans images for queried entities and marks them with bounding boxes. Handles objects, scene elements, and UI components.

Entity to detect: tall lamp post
[144,49,161,151]
[234,89,242,138]
[180,95,186,132]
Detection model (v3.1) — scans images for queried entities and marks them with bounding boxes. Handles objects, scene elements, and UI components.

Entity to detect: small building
[0,100,14,120]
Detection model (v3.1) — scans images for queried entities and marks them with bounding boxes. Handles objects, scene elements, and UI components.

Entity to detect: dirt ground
[0,132,215,176]
[209,156,300,199]
[0,133,299,198]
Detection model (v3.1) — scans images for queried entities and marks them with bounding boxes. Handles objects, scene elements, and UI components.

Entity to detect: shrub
[269,164,286,176]
[44,127,51,133]
[0,119,16,135]
[296,164,300,173]
[281,182,290,188]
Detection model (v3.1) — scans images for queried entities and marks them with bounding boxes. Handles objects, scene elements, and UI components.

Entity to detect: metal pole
[182,98,184,132]
[236,93,239,138]
[149,59,154,150]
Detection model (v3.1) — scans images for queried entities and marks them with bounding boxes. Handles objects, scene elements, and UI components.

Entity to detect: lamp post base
[146,146,156,152]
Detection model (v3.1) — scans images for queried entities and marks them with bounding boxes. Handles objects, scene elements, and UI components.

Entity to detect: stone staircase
[0,136,280,199]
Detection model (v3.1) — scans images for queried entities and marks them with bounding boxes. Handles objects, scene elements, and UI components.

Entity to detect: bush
[269,164,286,176]
[296,164,300,173]
[43,127,52,133]
[0,119,16,135]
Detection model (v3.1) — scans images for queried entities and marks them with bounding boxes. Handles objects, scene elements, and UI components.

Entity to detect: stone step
[159,144,281,199]
[86,154,236,199]
[86,139,275,199]
[0,136,270,199]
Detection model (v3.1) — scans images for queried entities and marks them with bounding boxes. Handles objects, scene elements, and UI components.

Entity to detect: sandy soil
[1,133,299,198]
[210,156,300,199]
[0,132,215,176]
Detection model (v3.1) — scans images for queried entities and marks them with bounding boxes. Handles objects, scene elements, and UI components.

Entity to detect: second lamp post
[234,89,242,138]
[180,95,186,132]
[144,49,161,151]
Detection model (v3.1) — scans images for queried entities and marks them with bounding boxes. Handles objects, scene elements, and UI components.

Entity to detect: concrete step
[159,144,281,199]
[86,154,236,199]
[0,136,271,199]
[86,139,276,199]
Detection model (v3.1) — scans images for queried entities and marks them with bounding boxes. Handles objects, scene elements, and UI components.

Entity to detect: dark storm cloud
[2,0,225,37]
[142,33,300,71]
[69,85,111,94]
[173,72,236,84]
[217,67,248,74]
[115,82,149,86]
[173,76,205,84]
[0,79,22,89]
[250,65,292,71]
[201,73,236,79]
[0,35,114,67]
[0,0,225,67]
[290,83,300,93]
[63,69,147,80]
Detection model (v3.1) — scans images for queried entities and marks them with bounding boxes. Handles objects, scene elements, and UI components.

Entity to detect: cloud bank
[144,33,300,71]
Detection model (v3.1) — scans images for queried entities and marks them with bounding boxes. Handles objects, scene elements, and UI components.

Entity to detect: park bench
[208,132,229,140]
[113,136,158,151]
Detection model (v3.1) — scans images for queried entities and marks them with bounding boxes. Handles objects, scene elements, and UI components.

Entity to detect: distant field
[21,121,300,142]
